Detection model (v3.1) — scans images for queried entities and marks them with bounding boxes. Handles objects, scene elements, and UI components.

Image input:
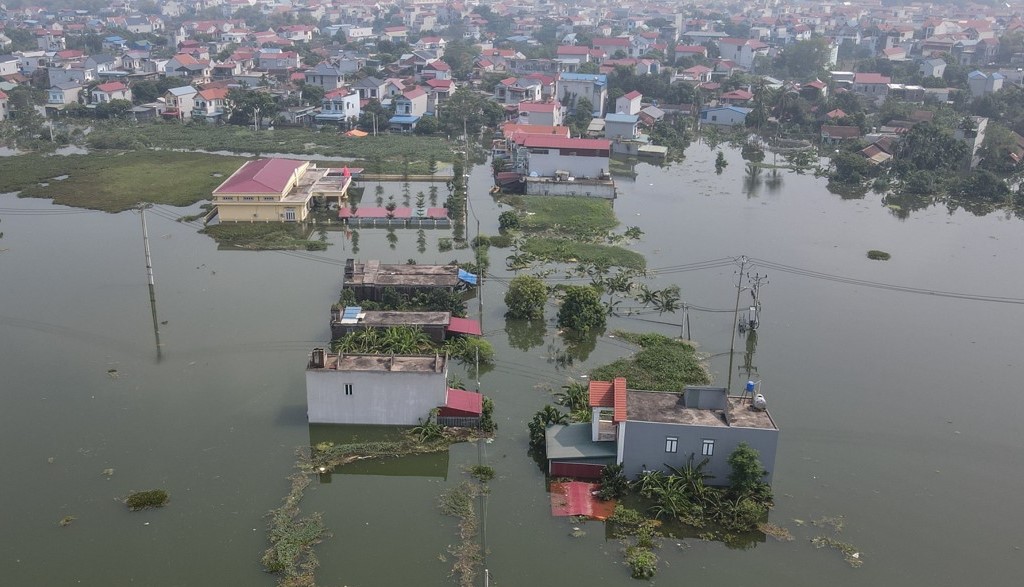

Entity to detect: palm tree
[652,285,681,314]
[538,405,569,426]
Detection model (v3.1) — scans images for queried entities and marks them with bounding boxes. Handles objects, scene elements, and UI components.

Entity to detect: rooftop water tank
[753,394,767,411]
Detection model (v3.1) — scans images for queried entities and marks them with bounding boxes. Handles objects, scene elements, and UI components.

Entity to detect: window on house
[665,437,678,453]
[344,384,353,396]
[220,196,233,201]
[702,439,715,456]
[242,196,255,201]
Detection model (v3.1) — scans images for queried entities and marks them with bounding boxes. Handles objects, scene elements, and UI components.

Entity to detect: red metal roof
[549,482,616,519]
[446,317,482,336]
[622,90,642,100]
[522,135,610,151]
[213,159,306,195]
[442,388,482,416]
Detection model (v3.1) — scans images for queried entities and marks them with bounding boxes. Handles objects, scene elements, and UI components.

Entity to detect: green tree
[438,87,504,137]
[977,123,1020,173]
[557,286,606,332]
[897,121,968,171]
[727,442,771,501]
[227,88,279,126]
[300,83,325,105]
[413,115,439,135]
[505,275,547,319]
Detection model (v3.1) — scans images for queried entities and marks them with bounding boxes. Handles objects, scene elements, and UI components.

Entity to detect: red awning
[446,317,482,336]
[440,388,482,417]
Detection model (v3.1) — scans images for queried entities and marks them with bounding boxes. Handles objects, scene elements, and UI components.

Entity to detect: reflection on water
[505,317,546,352]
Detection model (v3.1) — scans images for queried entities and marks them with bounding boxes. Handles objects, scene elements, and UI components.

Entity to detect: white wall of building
[306,369,447,425]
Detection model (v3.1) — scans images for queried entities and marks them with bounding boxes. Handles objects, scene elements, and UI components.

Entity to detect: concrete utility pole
[726,255,747,393]
[139,203,162,362]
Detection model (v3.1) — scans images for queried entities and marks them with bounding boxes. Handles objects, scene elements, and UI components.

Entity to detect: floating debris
[106,369,119,378]
[101,468,115,477]
[570,527,586,538]
[812,536,863,568]
[758,522,794,541]
[47,457,55,464]
[812,515,845,533]
[58,515,76,528]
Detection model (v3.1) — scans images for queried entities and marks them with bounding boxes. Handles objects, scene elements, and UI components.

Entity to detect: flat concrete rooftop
[345,310,451,326]
[314,353,446,373]
[626,390,776,430]
[349,260,460,287]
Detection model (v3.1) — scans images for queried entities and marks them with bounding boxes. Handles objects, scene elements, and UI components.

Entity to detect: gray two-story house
[545,378,779,484]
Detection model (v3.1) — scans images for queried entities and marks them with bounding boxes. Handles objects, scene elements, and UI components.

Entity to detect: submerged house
[546,378,779,483]
[305,349,481,426]
[329,308,482,342]
[211,158,353,222]
[343,259,476,302]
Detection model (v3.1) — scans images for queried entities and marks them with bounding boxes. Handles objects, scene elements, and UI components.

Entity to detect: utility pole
[726,256,747,393]
[140,203,162,362]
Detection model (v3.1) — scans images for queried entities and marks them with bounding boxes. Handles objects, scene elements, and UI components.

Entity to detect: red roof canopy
[213,159,306,195]
[447,317,482,336]
[441,388,483,417]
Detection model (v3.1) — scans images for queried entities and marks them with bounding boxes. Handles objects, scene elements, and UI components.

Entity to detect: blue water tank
[745,380,756,393]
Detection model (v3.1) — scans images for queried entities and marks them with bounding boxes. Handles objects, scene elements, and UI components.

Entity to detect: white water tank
[753,394,767,411]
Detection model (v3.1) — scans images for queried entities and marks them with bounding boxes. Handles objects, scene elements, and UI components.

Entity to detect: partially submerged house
[329,308,481,342]
[546,378,779,483]
[211,158,352,222]
[343,259,476,302]
[306,349,480,426]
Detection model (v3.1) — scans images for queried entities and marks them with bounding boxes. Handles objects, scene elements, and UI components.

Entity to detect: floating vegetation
[47,457,55,464]
[812,536,863,567]
[609,506,663,579]
[125,489,169,511]
[866,249,891,261]
[469,465,495,483]
[438,482,482,587]
[58,515,76,528]
[101,468,115,477]
[812,515,845,533]
[570,526,586,538]
[106,369,119,378]
[758,522,794,541]
[264,433,468,587]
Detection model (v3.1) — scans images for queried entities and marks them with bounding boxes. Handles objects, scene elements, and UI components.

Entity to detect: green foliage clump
[338,286,469,317]
[526,405,568,453]
[479,396,497,434]
[590,332,710,391]
[597,463,629,501]
[557,286,606,333]
[470,465,495,483]
[523,238,645,269]
[125,489,169,510]
[498,210,521,231]
[504,275,548,319]
[625,546,658,579]
[727,442,772,502]
[866,249,891,260]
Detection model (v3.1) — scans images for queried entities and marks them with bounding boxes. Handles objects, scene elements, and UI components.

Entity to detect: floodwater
[2,142,1024,586]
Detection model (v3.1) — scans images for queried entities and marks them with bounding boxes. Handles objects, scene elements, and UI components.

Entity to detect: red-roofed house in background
[852,72,892,103]
[212,158,352,222]
[91,81,131,104]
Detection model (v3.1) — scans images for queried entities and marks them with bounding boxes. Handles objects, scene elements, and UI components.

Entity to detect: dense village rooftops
[310,351,446,373]
[627,390,777,430]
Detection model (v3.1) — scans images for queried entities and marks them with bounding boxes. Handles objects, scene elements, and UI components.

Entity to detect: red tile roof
[623,90,642,100]
[613,377,627,423]
[213,159,306,195]
[95,81,127,93]
[447,317,482,336]
[589,380,614,407]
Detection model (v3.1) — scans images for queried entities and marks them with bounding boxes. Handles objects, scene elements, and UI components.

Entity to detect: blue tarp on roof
[458,269,477,285]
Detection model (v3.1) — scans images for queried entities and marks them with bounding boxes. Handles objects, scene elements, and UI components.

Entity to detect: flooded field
[1,142,1023,586]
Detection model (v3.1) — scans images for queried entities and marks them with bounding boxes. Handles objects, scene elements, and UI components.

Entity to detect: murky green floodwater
[2,143,1024,586]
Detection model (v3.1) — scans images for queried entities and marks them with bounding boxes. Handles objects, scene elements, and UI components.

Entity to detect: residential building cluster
[3,1,1024,170]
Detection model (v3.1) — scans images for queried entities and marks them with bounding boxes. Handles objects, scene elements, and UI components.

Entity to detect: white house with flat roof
[305,350,448,425]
